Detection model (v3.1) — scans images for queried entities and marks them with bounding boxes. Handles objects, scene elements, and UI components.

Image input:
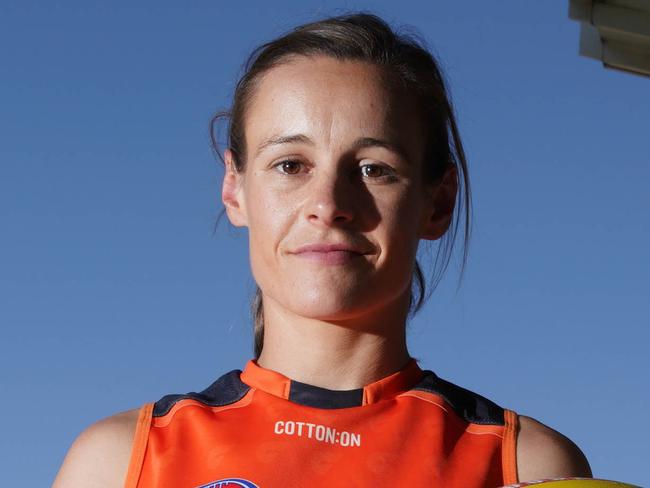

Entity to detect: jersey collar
[240,358,424,409]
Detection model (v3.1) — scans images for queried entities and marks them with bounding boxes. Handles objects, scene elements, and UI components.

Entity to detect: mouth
[289,243,370,265]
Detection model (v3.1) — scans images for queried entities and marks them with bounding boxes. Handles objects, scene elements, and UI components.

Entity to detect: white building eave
[569,0,650,78]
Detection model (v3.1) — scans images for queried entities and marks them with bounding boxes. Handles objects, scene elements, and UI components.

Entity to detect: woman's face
[223,56,451,322]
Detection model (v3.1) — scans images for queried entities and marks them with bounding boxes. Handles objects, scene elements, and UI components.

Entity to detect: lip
[290,243,370,265]
[292,243,367,254]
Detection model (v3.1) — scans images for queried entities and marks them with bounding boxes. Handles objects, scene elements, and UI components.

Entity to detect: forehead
[244,56,423,160]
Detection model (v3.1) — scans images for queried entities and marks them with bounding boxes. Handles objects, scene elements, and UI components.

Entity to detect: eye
[360,163,396,180]
[273,159,304,175]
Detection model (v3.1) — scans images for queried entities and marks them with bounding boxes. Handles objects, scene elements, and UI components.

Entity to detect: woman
[53,13,591,488]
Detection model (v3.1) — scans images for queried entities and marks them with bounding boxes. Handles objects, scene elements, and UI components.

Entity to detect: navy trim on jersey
[413,371,505,425]
[288,380,364,409]
[153,370,250,417]
[153,368,505,423]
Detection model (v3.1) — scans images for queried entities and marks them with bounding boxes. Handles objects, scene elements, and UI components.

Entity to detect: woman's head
[212,12,471,358]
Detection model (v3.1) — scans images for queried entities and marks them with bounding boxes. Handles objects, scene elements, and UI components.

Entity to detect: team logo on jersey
[195,478,259,488]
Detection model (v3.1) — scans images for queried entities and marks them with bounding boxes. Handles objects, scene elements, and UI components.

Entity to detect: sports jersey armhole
[124,403,153,488]
[502,408,519,485]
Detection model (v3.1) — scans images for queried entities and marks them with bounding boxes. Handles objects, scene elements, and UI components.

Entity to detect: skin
[224,56,453,389]
[52,56,591,487]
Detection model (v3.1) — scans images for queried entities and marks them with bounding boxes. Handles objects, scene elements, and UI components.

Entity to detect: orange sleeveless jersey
[125,359,519,487]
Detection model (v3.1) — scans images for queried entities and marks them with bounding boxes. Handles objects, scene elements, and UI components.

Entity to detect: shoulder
[153,369,249,417]
[52,408,141,488]
[517,415,592,482]
[413,370,505,425]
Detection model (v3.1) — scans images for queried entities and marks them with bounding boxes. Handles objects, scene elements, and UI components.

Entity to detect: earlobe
[221,149,248,228]
[420,164,458,241]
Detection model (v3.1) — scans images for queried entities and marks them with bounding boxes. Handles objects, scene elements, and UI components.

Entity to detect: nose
[303,167,355,227]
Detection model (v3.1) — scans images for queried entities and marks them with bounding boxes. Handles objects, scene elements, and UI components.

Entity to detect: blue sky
[1,1,648,486]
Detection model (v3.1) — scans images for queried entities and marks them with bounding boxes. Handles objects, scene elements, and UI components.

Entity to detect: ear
[221,149,248,227]
[420,164,458,241]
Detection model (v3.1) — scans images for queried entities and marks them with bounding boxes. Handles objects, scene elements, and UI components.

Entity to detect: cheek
[376,193,423,270]
[382,190,423,242]
[244,186,295,274]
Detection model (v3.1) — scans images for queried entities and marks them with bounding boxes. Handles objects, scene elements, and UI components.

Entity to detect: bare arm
[52,409,139,488]
[517,415,592,482]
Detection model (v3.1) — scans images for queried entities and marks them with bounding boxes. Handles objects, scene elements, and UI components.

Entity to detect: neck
[256,292,412,390]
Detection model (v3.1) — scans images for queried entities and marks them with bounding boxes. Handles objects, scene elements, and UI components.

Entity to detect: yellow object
[501,479,640,487]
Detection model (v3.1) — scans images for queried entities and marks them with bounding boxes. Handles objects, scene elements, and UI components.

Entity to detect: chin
[287,296,363,320]
[281,288,396,322]
[258,272,411,321]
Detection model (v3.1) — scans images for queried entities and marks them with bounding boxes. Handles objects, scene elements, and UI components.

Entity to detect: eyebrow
[255,134,314,157]
[255,133,410,162]
[355,137,410,162]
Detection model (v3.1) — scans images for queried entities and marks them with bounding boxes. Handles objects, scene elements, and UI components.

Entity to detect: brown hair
[210,12,472,359]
